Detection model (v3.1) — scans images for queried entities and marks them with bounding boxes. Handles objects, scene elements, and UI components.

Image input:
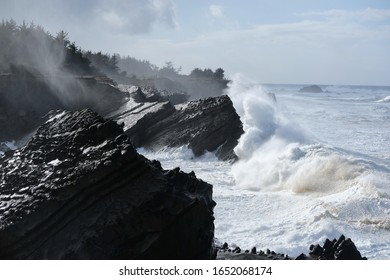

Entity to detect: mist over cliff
[0,19,231,144]
[0,20,124,141]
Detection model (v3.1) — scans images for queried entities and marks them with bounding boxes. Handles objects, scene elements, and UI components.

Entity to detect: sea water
[139,75,390,259]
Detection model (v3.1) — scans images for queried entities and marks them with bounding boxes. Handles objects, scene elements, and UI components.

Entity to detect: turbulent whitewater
[139,75,390,259]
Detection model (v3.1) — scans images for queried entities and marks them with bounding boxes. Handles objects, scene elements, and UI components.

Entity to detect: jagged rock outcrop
[121,85,190,105]
[216,235,366,260]
[306,234,366,260]
[0,109,215,259]
[299,85,323,93]
[141,96,243,161]
[109,94,243,161]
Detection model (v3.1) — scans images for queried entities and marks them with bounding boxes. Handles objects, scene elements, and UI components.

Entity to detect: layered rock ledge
[108,88,243,161]
[0,109,215,259]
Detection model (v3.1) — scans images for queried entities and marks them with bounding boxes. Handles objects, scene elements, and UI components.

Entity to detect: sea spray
[377,95,390,103]
[226,75,370,196]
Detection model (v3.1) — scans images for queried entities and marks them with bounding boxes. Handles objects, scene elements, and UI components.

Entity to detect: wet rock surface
[0,109,215,259]
[143,96,243,161]
[307,234,367,260]
[216,235,366,260]
[111,93,243,161]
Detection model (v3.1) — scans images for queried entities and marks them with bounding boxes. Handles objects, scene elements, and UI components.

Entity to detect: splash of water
[226,74,370,196]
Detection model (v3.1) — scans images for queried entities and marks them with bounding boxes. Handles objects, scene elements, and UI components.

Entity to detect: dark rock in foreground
[299,85,323,93]
[109,93,243,161]
[217,235,366,260]
[0,109,215,259]
[308,234,367,260]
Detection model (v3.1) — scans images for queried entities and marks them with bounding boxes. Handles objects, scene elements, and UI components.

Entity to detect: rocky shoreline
[0,107,368,259]
[0,75,367,260]
[217,235,366,260]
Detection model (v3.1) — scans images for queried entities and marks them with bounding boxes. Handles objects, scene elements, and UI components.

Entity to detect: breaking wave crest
[376,95,390,103]
[226,74,388,197]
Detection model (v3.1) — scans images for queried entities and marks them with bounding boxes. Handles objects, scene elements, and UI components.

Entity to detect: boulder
[299,85,323,93]
[0,109,215,259]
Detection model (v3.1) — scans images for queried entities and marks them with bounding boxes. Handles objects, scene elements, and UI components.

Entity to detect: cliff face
[0,73,61,141]
[0,109,215,259]
[0,73,125,142]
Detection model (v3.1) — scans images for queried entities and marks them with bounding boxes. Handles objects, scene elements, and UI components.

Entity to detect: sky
[1,0,390,85]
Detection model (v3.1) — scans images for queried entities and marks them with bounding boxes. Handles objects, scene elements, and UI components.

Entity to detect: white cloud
[118,8,390,85]
[298,8,390,22]
[102,10,127,29]
[97,0,177,34]
[209,5,224,18]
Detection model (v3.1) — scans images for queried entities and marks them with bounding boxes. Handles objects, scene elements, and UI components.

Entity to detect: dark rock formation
[308,235,367,260]
[299,85,323,93]
[118,85,189,105]
[139,86,189,105]
[216,235,366,260]
[0,109,215,259]
[109,94,243,161]
[0,73,61,141]
[217,242,287,260]
[122,75,229,100]
[171,77,229,100]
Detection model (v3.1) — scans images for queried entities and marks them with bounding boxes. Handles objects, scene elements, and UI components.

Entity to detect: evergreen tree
[56,30,70,48]
[213,68,225,80]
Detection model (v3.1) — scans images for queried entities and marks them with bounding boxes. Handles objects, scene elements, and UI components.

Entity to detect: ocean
[139,75,390,259]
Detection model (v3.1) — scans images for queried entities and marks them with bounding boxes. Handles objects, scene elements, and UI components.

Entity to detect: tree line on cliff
[0,19,227,92]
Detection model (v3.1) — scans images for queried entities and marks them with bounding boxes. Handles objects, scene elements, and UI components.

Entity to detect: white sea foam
[0,140,18,155]
[139,146,390,259]
[376,95,390,103]
[4,141,17,150]
[227,75,371,197]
